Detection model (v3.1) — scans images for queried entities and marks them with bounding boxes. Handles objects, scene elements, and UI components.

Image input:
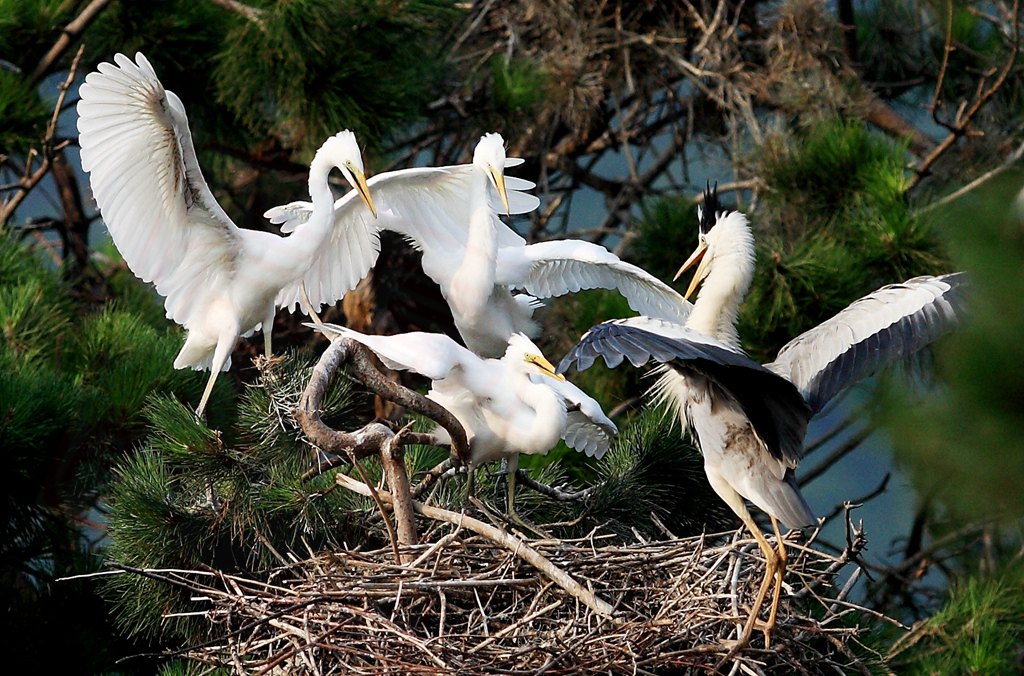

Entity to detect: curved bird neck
[684,213,755,349]
[274,154,338,271]
[448,171,498,318]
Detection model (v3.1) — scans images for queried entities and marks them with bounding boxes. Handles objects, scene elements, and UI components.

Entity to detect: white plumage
[271,134,691,357]
[77,53,377,417]
[315,323,616,512]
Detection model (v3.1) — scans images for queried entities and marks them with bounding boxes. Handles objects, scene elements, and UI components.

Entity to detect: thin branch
[31,0,114,84]
[1,46,84,228]
[515,471,598,502]
[333,471,617,618]
[909,0,1021,189]
[208,0,265,25]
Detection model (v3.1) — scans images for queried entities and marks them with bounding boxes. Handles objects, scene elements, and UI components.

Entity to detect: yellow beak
[674,241,708,300]
[352,167,377,219]
[527,354,567,381]
[490,166,510,215]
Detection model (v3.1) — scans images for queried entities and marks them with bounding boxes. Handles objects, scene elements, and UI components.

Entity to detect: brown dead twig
[908,0,1022,189]
[1,45,86,228]
[106,510,888,674]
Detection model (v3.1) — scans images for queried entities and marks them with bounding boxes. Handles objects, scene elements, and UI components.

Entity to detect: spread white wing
[271,163,538,314]
[496,240,692,323]
[77,52,242,328]
[313,323,476,382]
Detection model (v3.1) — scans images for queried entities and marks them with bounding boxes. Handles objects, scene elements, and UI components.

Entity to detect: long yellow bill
[352,168,377,219]
[490,166,510,215]
[674,241,708,300]
[526,353,567,381]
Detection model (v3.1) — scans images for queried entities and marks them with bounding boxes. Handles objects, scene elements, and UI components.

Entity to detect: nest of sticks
[131,503,883,675]
[111,340,893,672]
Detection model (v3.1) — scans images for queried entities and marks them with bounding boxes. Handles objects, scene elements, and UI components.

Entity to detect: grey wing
[767,272,968,414]
[560,319,811,464]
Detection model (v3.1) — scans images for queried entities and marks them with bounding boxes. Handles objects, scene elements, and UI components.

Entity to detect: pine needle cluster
[102,354,368,640]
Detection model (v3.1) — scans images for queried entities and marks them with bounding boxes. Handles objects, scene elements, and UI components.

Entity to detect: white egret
[315,323,616,514]
[560,184,967,647]
[270,134,692,357]
[77,53,376,417]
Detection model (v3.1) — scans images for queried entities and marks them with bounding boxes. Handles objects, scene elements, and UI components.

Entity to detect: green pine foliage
[879,171,1024,519]
[102,356,369,640]
[0,0,69,66]
[491,55,550,117]
[214,0,458,152]
[743,118,950,356]
[633,194,698,283]
[0,233,231,668]
[0,69,49,150]
[893,565,1024,675]
[740,233,862,361]
[761,119,902,222]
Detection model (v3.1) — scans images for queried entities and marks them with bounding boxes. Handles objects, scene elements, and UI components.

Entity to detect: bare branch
[31,0,114,84]
[333,471,617,618]
[292,337,469,464]
[208,0,265,25]
[909,0,1021,189]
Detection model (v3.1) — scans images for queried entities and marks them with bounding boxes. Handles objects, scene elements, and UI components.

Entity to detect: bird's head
[505,333,566,382]
[317,130,377,218]
[473,132,510,215]
[673,182,751,299]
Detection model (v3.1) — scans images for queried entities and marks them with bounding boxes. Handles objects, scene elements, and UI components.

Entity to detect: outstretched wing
[77,52,241,328]
[496,240,692,324]
[560,318,810,464]
[271,163,538,314]
[313,323,474,381]
[539,376,617,459]
[767,273,968,414]
[271,187,381,314]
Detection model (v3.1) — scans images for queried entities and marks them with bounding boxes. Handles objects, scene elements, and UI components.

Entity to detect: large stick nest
[138,514,884,674]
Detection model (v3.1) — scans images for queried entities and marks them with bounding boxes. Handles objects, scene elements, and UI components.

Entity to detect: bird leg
[736,513,781,649]
[300,281,326,329]
[262,306,276,358]
[196,370,218,420]
[466,465,476,500]
[196,337,234,420]
[503,456,550,538]
[764,516,788,641]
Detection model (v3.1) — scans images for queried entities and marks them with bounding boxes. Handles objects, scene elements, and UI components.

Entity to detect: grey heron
[559,184,967,647]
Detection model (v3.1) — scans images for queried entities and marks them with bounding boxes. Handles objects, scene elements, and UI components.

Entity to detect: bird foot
[506,510,550,539]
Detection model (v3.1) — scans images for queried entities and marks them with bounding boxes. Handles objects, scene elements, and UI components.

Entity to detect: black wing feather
[561,322,812,464]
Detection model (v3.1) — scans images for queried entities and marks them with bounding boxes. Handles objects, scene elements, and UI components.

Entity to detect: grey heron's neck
[684,220,755,348]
